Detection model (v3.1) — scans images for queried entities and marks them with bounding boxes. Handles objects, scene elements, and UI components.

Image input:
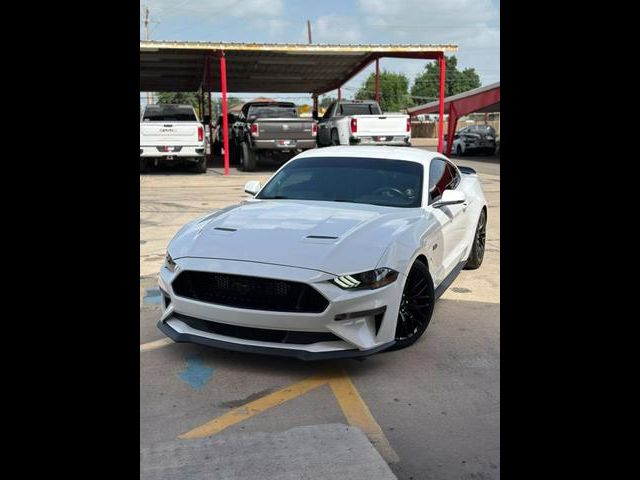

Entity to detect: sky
[140,0,499,104]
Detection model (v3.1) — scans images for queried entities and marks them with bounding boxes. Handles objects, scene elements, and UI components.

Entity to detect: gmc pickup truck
[317,100,411,147]
[231,101,317,171]
[140,104,207,173]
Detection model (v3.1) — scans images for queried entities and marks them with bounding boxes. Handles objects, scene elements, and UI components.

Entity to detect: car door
[427,158,468,283]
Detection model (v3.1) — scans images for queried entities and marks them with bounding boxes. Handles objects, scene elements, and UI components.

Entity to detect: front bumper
[157,258,404,360]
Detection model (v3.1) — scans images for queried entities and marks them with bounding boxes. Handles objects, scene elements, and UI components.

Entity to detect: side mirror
[203,115,211,125]
[244,180,261,196]
[432,189,466,208]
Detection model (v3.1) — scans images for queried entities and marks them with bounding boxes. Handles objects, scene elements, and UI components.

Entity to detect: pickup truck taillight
[311,123,317,137]
[406,118,411,132]
[250,123,259,137]
[350,118,358,134]
[198,126,204,142]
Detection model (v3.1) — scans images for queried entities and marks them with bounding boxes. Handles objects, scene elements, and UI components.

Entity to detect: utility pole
[307,20,312,44]
[143,6,154,106]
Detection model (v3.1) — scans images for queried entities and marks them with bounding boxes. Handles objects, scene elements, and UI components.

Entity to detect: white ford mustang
[157,146,487,360]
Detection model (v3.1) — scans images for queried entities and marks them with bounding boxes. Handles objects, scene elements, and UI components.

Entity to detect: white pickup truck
[140,104,208,173]
[317,100,411,147]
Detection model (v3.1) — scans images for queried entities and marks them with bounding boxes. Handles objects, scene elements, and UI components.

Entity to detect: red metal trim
[375,52,441,60]
[219,51,230,176]
[446,103,458,157]
[375,58,380,104]
[409,85,500,117]
[437,54,446,154]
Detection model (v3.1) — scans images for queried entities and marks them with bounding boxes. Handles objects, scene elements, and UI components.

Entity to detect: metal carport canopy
[140,41,457,95]
[407,81,500,116]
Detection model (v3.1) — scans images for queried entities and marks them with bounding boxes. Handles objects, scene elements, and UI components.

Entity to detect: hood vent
[305,235,338,240]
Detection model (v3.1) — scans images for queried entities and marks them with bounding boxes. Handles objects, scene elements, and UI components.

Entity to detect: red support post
[437,53,446,154]
[375,58,380,104]
[206,56,214,160]
[219,51,230,176]
[446,103,458,157]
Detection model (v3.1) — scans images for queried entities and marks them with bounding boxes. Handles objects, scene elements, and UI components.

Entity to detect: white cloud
[310,15,363,43]
[356,0,499,84]
[147,0,284,18]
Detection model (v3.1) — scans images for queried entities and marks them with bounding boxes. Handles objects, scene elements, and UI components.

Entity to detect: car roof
[293,146,447,165]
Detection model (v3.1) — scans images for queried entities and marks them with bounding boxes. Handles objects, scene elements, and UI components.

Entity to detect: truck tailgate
[352,114,408,136]
[255,118,316,140]
[140,122,201,145]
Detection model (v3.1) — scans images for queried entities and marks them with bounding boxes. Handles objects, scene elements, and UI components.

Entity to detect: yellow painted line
[176,365,398,463]
[178,373,328,439]
[140,338,173,352]
[328,368,400,464]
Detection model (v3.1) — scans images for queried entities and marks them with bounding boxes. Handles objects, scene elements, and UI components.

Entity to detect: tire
[240,142,257,172]
[330,129,340,146]
[464,208,487,270]
[456,145,463,156]
[387,260,435,351]
[228,143,240,166]
[193,157,207,174]
[140,158,148,173]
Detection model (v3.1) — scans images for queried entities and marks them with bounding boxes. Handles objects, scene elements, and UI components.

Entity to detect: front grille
[172,271,329,313]
[174,313,340,345]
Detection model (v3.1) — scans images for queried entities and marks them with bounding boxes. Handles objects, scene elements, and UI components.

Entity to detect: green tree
[355,71,413,112]
[320,96,335,108]
[212,97,243,116]
[410,56,481,101]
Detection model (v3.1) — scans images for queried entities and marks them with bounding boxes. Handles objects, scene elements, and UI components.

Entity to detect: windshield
[256,157,423,208]
[339,103,382,115]
[142,105,197,122]
[247,105,297,119]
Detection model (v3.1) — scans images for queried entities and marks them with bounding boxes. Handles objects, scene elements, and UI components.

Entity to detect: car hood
[169,200,423,275]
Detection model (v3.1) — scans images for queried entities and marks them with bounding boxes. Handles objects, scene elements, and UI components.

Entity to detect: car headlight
[164,253,177,272]
[331,268,399,290]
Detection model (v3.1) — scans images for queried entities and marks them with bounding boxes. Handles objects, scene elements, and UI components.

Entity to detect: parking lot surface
[140,146,500,479]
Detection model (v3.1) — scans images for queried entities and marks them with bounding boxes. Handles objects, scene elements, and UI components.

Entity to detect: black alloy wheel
[464,208,486,270]
[388,260,435,350]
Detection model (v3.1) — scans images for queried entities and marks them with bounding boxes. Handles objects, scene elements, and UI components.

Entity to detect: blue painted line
[143,287,162,305]
[178,354,215,390]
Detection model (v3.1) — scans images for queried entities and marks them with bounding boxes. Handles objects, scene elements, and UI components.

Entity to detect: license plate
[164,146,175,152]
[278,140,294,146]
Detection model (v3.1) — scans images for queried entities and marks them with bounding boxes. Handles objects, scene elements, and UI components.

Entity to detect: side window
[428,159,447,204]
[429,159,459,204]
[446,162,461,190]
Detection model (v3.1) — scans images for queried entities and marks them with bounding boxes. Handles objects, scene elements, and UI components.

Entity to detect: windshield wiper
[259,195,292,200]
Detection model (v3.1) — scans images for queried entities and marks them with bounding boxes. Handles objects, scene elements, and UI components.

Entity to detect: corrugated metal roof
[140,41,457,94]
